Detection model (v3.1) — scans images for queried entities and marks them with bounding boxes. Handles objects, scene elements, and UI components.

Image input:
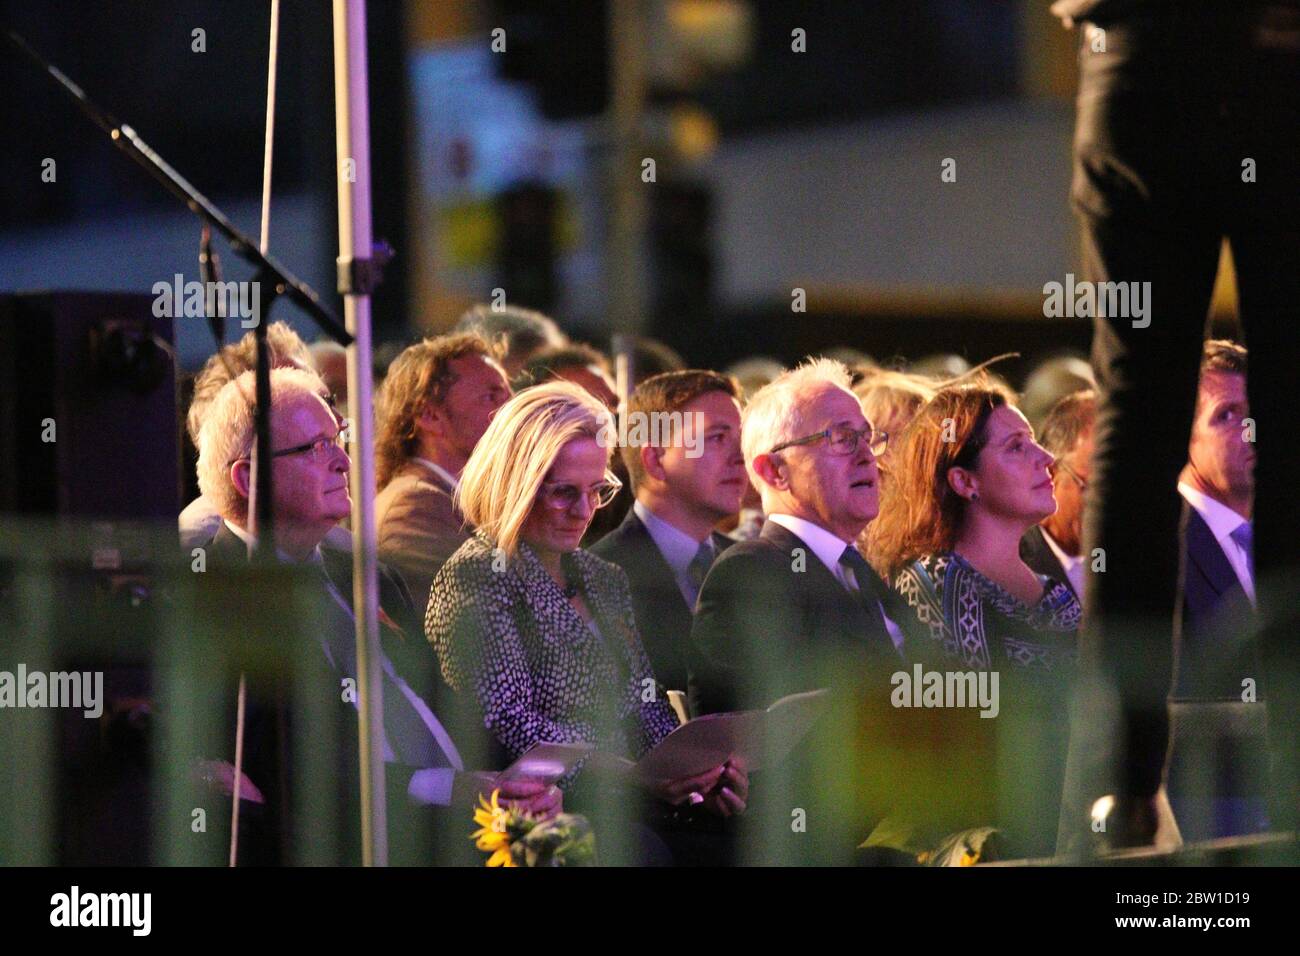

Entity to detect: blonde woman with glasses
[425,382,747,856]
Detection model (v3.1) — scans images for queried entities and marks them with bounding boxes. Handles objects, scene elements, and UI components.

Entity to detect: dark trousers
[1071,5,1300,827]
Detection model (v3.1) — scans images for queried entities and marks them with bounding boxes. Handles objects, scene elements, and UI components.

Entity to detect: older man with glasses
[193,367,560,864]
[687,357,902,865]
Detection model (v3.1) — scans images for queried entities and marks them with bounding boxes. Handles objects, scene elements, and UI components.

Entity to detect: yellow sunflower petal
[486,846,514,867]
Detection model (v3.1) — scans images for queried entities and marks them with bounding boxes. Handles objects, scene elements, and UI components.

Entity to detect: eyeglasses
[537,477,623,511]
[1054,460,1088,492]
[229,419,350,466]
[770,425,887,458]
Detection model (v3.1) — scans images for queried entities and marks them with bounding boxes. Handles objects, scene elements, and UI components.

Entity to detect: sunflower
[470,789,516,867]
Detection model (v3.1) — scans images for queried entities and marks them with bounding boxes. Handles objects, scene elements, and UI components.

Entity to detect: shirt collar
[412,457,460,492]
[633,500,706,577]
[766,513,855,580]
[1179,482,1250,546]
[1040,527,1081,572]
[223,519,322,566]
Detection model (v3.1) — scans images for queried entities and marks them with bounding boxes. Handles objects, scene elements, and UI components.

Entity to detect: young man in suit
[374,334,512,615]
[591,370,748,696]
[196,367,557,862]
[1176,341,1257,694]
[1167,340,1267,839]
[687,358,902,864]
[1020,389,1096,601]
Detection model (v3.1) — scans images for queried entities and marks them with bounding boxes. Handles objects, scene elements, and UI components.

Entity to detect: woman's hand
[701,758,748,818]
[650,756,749,816]
[652,764,726,806]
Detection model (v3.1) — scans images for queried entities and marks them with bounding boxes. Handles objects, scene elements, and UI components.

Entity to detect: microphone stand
[4,24,370,867]
[3,25,353,561]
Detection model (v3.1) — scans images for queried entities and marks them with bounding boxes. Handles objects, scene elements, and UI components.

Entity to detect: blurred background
[0,0,1242,381]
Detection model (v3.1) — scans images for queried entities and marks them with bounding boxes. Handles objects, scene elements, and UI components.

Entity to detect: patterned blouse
[891,552,1080,674]
[425,532,680,772]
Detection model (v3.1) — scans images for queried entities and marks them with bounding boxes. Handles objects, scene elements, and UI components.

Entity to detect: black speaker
[0,291,180,521]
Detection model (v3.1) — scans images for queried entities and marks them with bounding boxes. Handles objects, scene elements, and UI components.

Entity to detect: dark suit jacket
[1167,505,1267,840]
[1020,525,1077,600]
[207,522,432,695]
[688,520,897,716]
[202,523,460,864]
[1175,506,1259,700]
[590,509,732,693]
[687,520,900,863]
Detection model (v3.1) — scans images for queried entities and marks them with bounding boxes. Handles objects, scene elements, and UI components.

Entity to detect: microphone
[199,222,225,345]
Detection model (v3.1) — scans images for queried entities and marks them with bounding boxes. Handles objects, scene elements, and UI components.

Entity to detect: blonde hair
[186,321,312,445]
[196,367,331,524]
[740,356,855,497]
[374,333,499,489]
[456,381,616,559]
[853,369,937,435]
[866,379,1017,579]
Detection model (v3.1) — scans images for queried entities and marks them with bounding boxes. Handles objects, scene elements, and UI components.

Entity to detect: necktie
[687,539,715,593]
[1230,521,1255,584]
[838,545,892,649]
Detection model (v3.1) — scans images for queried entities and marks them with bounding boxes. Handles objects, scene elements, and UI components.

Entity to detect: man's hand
[193,759,265,804]
[453,771,563,820]
[499,777,563,820]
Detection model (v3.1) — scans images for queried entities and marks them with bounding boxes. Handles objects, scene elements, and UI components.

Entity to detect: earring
[970,493,979,502]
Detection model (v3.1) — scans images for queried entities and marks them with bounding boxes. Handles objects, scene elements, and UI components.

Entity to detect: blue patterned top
[892,552,1080,673]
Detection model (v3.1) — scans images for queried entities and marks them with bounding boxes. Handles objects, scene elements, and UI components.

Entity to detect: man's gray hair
[741,356,855,489]
[196,367,330,524]
[1037,388,1097,460]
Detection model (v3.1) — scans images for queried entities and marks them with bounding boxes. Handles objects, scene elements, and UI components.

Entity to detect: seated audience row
[178,303,1259,864]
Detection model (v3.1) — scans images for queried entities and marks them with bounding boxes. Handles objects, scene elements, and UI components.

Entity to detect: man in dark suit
[688,359,902,864]
[1020,389,1096,601]
[1167,340,1267,840]
[194,366,558,862]
[591,371,747,696]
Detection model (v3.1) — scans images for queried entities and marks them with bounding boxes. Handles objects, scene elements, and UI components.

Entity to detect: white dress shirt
[1040,527,1086,598]
[179,494,223,550]
[1178,483,1255,605]
[766,513,905,652]
[634,500,709,607]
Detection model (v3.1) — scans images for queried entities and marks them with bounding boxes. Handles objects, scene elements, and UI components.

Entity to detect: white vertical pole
[259,0,282,255]
[607,0,648,409]
[607,0,649,326]
[332,0,386,867]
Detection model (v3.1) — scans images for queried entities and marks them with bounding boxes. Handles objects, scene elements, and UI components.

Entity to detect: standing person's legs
[1063,10,1226,846]
[1226,19,1300,834]
[1232,229,1300,834]
[1078,219,1218,842]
